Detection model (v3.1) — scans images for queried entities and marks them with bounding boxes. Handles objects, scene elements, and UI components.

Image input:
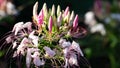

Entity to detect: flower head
[1,2,90,68]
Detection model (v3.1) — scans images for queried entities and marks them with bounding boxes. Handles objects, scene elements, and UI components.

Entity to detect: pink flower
[73,15,79,30]
[48,16,53,32]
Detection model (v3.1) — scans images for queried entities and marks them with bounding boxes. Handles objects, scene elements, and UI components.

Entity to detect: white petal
[61,41,71,48]
[71,41,84,56]
[26,49,32,68]
[12,41,17,49]
[59,38,66,45]
[23,22,32,31]
[6,36,12,43]
[12,22,24,35]
[44,46,56,57]
[69,53,78,66]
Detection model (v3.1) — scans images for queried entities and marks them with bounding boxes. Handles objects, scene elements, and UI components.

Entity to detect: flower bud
[33,2,38,20]
[64,11,70,22]
[73,15,79,30]
[57,12,62,27]
[69,11,75,27]
[57,5,61,16]
[48,16,53,32]
[51,4,55,16]
[42,3,48,18]
[69,11,75,23]
[38,9,44,25]
[64,6,69,17]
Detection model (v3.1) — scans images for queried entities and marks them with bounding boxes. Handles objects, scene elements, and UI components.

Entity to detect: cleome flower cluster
[2,2,90,68]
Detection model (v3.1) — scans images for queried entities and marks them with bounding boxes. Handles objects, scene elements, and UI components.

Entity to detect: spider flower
[0,2,90,68]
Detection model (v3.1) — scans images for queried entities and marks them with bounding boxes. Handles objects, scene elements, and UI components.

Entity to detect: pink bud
[64,6,69,17]
[57,12,62,27]
[38,9,44,25]
[48,16,53,32]
[73,15,79,30]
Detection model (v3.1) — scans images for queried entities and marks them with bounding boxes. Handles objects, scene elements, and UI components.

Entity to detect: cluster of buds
[1,2,90,68]
[32,2,86,41]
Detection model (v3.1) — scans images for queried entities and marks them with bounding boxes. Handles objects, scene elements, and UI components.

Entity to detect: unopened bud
[51,4,55,16]
[73,15,79,30]
[48,16,53,32]
[64,6,69,17]
[33,2,38,20]
[57,12,62,27]
[57,5,61,16]
[64,11,70,22]
[38,9,44,25]
[42,3,48,18]
[69,11,75,22]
